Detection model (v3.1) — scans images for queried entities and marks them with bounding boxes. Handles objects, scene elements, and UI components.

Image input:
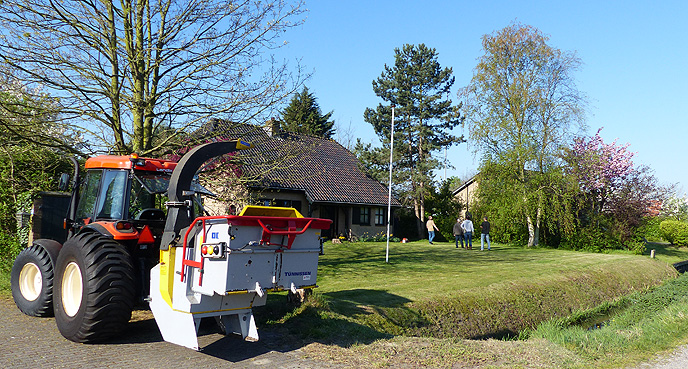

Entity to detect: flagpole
[386,105,395,263]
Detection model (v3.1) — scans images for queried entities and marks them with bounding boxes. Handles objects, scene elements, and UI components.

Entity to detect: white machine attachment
[149,206,331,350]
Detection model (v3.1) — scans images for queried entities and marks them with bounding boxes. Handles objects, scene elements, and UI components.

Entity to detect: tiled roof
[202,120,401,207]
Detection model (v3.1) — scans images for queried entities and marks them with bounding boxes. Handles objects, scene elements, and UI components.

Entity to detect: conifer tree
[362,44,464,235]
[280,87,335,138]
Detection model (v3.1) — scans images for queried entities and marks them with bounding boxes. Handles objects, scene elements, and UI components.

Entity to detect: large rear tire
[54,232,135,343]
[11,245,55,317]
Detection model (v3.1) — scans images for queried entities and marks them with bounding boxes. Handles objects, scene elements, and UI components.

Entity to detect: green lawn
[317,240,681,302]
[285,240,688,368]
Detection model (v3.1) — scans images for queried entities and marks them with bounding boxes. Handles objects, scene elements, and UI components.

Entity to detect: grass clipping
[408,258,676,340]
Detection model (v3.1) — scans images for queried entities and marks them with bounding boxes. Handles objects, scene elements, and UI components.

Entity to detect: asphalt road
[0,297,340,369]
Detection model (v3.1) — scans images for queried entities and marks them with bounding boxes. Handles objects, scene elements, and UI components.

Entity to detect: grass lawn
[317,239,680,303]
[271,240,688,368]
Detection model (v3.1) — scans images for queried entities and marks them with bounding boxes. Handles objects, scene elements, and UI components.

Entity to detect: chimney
[264,117,280,137]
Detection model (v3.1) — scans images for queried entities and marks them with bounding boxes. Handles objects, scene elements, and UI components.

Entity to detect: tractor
[10,140,331,350]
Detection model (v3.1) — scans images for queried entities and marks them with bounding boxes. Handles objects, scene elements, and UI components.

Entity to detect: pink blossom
[571,128,635,193]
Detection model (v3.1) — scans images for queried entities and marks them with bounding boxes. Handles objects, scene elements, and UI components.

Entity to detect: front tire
[11,245,55,317]
[54,232,135,343]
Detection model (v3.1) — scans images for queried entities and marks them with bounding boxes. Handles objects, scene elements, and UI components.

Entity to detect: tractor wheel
[54,232,135,343]
[10,245,55,317]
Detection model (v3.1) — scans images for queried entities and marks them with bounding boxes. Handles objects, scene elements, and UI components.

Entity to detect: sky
[274,0,688,195]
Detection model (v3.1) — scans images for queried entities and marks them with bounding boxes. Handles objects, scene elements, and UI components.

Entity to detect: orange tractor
[11,141,331,349]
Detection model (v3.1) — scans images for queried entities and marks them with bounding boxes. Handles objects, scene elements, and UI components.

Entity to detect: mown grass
[255,240,688,368]
[308,241,677,339]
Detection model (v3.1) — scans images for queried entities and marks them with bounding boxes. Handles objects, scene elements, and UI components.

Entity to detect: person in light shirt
[426,216,440,244]
[461,216,474,250]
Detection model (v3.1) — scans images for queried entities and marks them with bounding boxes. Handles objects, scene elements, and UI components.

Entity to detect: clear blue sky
[275,0,688,195]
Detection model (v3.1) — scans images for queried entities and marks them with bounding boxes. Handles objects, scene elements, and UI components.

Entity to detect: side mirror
[58,173,70,191]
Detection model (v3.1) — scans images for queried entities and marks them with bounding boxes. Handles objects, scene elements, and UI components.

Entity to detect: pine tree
[362,44,464,236]
[280,87,335,138]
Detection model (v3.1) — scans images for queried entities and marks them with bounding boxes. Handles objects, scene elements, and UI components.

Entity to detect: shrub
[561,225,621,252]
[659,220,688,246]
[0,233,22,273]
[636,216,664,242]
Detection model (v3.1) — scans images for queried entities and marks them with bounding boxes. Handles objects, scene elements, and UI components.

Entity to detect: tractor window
[94,170,128,219]
[134,172,171,194]
[74,170,102,223]
[129,176,166,219]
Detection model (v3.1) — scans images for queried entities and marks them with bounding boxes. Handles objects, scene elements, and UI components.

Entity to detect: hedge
[659,220,688,246]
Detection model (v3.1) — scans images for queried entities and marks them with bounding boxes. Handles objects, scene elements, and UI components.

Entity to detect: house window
[352,207,370,225]
[274,199,302,212]
[258,198,302,213]
[375,207,386,226]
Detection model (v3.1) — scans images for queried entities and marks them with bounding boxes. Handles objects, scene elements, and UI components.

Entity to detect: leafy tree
[0,0,306,156]
[566,129,670,247]
[279,87,335,138]
[0,75,84,154]
[362,43,464,236]
[0,144,73,270]
[0,79,77,269]
[568,128,635,217]
[460,22,586,246]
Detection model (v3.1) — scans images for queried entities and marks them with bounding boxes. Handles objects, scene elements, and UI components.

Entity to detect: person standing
[461,216,474,250]
[480,216,491,251]
[426,216,439,244]
[453,218,464,248]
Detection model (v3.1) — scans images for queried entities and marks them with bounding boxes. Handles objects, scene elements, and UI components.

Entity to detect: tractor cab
[66,154,211,241]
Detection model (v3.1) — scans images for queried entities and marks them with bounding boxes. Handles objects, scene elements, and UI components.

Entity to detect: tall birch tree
[460,22,586,246]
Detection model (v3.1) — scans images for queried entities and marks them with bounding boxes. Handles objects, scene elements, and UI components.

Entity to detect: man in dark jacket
[480,217,491,251]
[453,218,464,248]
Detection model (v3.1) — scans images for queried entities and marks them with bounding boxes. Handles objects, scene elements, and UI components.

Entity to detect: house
[197,120,402,241]
[452,174,478,219]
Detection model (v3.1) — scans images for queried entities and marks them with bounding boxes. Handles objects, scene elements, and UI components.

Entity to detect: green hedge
[660,220,688,246]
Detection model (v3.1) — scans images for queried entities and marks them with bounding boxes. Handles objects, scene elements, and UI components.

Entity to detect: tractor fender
[31,239,63,269]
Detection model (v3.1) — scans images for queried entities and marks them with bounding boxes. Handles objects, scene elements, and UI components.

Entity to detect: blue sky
[275,1,688,195]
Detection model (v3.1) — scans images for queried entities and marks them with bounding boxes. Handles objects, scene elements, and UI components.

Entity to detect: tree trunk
[414,200,423,239]
[527,214,535,247]
[534,205,541,246]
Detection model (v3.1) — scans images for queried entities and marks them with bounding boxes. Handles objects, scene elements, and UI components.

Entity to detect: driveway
[0,297,339,369]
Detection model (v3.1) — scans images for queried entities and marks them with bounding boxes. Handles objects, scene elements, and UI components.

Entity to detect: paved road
[0,297,340,369]
[628,345,688,369]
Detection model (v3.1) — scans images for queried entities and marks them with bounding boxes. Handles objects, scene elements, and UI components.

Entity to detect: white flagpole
[386,105,395,263]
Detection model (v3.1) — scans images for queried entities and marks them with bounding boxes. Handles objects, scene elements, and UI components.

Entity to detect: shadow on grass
[325,288,412,310]
[644,242,688,262]
[251,289,417,349]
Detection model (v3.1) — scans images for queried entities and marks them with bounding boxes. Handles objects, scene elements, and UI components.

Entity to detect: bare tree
[0,0,307,156]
